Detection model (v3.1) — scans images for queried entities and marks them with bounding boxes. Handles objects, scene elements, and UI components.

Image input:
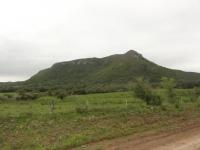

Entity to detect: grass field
[0,90,200,150]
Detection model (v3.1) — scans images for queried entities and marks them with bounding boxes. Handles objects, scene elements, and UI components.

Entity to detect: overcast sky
[0,0,200,82]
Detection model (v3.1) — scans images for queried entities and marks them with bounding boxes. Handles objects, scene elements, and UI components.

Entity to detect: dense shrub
[48,89,68,100]
[134,78,162,106]
[0,93,16,101]
[16,90,39,101]
[55,89,67,100]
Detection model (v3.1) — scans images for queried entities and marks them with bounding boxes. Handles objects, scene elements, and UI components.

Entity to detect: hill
[21,50,200,93]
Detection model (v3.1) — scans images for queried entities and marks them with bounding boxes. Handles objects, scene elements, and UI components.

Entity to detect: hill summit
[23,50,200,93]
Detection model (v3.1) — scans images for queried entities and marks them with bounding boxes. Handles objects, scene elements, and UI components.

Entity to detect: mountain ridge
[21,50,200,93]
[0,50,200,93]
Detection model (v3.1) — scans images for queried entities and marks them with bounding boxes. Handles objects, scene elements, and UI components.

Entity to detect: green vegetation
[0,88,200,150]
[16,90,39,101]
[0,50,200,149]
[161,77,176,102]
[134,78,161,105]
[25,50,200,92]
[1,50,200,93]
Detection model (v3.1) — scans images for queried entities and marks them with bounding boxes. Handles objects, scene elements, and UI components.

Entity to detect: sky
[0,0,200,82]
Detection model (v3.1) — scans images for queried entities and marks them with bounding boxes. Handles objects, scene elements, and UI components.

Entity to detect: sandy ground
[73,124,200,150]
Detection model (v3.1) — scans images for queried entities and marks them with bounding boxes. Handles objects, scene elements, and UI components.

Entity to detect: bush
[174,97,183,110]
[0,93,15,101]
[147,94,162,106]
[16,91,39,101]
[161,77,176,103]
[53,89,68,100]
[4,93,13,99]
[134,78,162,106]
[194,87,200,96]
[196,97,200,108]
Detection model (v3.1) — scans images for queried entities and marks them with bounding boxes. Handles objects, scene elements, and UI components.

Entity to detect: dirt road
[73,124,200,150]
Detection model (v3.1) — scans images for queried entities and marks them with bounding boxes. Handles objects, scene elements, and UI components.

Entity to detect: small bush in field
[134,78,162,106]
[190,95,197,102]
[16,91,39,101]
[161,77,176,103]
[53,89,68,100]
[187,87,200,102]
[196,98,200,108]
[148,94,162,106]
[194,87,200,96]
[4,93,13,99]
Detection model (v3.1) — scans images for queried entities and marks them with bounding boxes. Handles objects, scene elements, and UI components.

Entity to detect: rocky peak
[125,50,143,58]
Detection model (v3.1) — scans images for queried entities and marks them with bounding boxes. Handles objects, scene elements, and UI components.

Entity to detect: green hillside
[22,50,200,93]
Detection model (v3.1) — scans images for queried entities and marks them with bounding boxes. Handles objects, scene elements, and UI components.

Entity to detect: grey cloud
[0,0,200,81]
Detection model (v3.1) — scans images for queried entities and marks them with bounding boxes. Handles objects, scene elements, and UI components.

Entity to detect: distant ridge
[19,50,200,93]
